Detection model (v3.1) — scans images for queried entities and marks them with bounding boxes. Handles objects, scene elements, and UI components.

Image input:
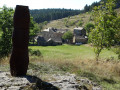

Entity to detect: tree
[0,6,40,57]
[30,9,80,23]
[29,17,40,36]
[29,16,40,45]
[43,21,48,25]
[0,6,14,57]
[84,4,90,12]
[89,0,119,60]
[62,31,73,44]
[85,23,94,36]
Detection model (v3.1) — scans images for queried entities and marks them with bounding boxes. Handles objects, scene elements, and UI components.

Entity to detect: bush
[29,49,41,56]
[77,21,83,26]
[69,21,75,26]
[62,31,73,40]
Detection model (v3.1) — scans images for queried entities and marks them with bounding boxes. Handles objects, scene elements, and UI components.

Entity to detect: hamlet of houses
[35,27,88,46]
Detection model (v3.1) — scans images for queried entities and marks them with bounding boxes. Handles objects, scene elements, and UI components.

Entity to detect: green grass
[28,44,120,90]
[0,45,119,90]
[29,44,118,60]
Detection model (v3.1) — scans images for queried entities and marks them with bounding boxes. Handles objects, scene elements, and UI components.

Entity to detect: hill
[30,9,82,23]
[42,8,120,31]
[42,12,92,31]
[30,0,120,24]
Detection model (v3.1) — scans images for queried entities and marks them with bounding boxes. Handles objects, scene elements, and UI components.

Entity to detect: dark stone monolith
[10,5,30,76]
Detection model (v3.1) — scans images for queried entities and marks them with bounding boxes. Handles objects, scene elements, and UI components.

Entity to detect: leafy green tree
[85,23,94,36]
[113,15,120,59]
[43,21,48,25]
[29,16,40,45]
[29,16,40,36]
[0,6,14,57]
[84,4,90,12]
[62,31,73,44]
[89,0,119,60]
[0,6,40,56]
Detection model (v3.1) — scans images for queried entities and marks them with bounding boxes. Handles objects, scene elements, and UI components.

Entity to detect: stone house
[73,27,88,44]
[36,27,68,46]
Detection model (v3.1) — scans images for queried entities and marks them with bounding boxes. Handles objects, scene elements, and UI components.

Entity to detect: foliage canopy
[62,31,73,41]
[89,0,120,60]
[0,6,14,57]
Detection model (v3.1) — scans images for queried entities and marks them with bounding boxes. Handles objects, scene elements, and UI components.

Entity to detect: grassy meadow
[29,44,118,60]
[28,44,120,90]
[0,44,120,89]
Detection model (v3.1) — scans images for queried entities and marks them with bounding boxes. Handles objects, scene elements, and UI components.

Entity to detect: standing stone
[10,5,30,76]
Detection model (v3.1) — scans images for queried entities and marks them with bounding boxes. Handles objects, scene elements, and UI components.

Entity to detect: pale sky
[0,0,100,10]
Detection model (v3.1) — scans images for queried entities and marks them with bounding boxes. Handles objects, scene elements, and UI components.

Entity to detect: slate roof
[37,28,68,44]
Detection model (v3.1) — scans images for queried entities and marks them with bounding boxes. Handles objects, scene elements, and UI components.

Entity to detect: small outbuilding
[73,27,88,44]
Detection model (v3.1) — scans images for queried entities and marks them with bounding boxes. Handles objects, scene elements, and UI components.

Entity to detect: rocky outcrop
[0,71,102,90]
[0,71,29,90]
[50,73,102,90]
[0,71,58,90]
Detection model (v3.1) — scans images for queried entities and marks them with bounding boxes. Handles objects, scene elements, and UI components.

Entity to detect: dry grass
[43,12,92,31]
[0,56,10,65]
[1,45,120,80]
[0,54,120,89]
[40,58,120,89]
[43,8,120,32]
[42,58,120,80]
[2,55,120,79]
[0,56,10,71]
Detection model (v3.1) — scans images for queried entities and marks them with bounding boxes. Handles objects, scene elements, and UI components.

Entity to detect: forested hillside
[30,9,82,23]
[84,0,120,12]
[30,0,120,24]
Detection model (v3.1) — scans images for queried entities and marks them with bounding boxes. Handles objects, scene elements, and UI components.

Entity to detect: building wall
[73,28,86,36]
[73,28,87,44]
[37,29,63,46]
[75,38,87,44]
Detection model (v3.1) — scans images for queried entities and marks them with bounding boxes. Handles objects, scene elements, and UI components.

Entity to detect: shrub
[29,49,41,56]
[77,19,83,27]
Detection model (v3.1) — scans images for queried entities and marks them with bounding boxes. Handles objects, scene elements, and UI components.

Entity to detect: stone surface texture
[0,71,102,90]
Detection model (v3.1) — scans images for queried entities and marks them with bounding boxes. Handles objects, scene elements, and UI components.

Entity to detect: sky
[0,0,100,10]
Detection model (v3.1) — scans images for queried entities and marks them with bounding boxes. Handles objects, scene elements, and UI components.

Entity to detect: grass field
[28,44,120,90]
[29,44,118,60]
[0,44,120,89]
